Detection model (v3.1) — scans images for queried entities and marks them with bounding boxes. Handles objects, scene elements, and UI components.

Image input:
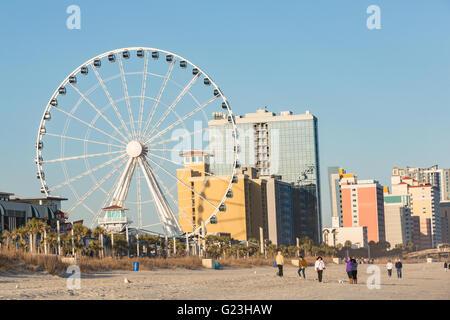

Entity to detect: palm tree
[16,226,28,251]
[26,218,48,253]
[46,232,58,254]
[91,226,106,258]
[1,230,12,250]
[299,236,313,256]
[73,224,89,256]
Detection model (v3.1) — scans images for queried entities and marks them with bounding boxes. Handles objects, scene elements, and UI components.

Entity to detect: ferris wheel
[35,47,239,237]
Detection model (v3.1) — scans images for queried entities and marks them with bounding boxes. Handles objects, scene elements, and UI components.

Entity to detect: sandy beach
[0,262,448,300]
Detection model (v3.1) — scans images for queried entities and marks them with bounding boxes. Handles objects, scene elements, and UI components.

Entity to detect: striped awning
[31,206,39,218]
[47,207,55,219]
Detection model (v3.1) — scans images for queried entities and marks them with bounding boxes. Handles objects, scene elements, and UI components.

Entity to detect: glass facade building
[208,109,321,242]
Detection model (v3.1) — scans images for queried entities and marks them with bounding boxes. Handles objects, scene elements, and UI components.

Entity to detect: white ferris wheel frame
[35,47,239,237]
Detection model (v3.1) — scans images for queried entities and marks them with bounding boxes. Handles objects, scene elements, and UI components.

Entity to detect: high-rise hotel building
[208,108,321,242]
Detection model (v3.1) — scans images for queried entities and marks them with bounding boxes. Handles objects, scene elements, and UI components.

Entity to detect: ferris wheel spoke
[141,61,176,137]
[118,56,137,138]
[136,166,142,230]
[43,150,125,164]
[147,127,210,148]
[150,163,196,230]
[91,66,133,139]
[45,133,125,149]
[144,154,219,211]
[53,107,127,145]
[144,95,219,145]
[147,151,232,184]
[67,158,128,215]
[69,83,130,142]
[145,74,200,139]
[138,51,150,137]
[88,167,123,228]
[48,153,127,192]
[137,157,181,235]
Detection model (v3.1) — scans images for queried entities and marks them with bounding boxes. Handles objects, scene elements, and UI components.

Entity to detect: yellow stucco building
[176,151,265,241]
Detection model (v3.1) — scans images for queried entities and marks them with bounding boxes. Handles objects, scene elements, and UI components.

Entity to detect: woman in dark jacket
[351,258,358,284]
[344,257,354,284]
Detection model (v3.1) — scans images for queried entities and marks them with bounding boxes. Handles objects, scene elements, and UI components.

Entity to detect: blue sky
[0,0,449,228]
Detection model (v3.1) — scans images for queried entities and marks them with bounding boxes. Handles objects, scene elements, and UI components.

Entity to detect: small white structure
[322,226,368,248]
[202,259,215,269]
[98,205,132,234]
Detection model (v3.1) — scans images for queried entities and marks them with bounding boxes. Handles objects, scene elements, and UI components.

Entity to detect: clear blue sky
[0,0,449,228]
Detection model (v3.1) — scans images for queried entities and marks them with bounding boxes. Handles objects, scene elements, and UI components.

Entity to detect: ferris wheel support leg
[110,158,137,207]
[137,156,181,236]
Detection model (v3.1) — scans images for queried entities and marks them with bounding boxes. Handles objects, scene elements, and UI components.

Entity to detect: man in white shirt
[314,256,325,282]
[386,260,393,277]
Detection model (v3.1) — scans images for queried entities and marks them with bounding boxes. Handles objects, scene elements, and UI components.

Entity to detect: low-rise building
[322,226,368,248]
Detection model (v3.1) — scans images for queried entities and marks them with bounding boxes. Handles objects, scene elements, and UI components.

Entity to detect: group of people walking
[274,251,419,283]
[386,259,403,278]
[276,251,326,282]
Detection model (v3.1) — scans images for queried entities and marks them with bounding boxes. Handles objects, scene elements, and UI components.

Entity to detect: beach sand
[0,262,448,300]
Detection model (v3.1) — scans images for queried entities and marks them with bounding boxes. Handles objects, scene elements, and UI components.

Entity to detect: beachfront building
[439,201,450,244]
[395,165,450,202]
[390,167,442,249]
[208,108,321,242]
[0,190,66,232]
[340,175,386,244]
[383,191,412,248]
[176,151,295,245]
[327,167,357,228]
[322,226,368,248]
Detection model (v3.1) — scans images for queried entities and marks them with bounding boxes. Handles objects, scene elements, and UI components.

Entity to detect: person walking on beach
[351,258,358,284]
[444,261,448,272]
[344,257,354,284]
[395,259,403,279]
[297,255,307,279]
[276,251,284,277]
[315,256,325,283]
[386,260,393,277]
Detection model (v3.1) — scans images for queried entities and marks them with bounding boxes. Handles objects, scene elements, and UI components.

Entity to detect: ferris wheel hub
[126,140,144,158]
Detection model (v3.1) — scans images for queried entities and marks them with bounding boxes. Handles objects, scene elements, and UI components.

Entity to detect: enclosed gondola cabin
[226,189,233,198]
[50,98,58,107]
[166,54,174,63]
[58,87,66,95]
[137,49,145,58]
[151,51,159,59]
[108,53,116,62]
[40,127,46,134]
[203,78,211,86]
[219,203,226,212]
[210,216,218,224]
[222,101,228,110]
[40,186,48,194]
[213,89,220,96]
[93,59,101,68]
[69,75,77,84]
[232,176,238,183]
[44,111,51,120]
[36,142,44,150]
[122,50,130,59]
[81,66,88,75]
[180,60,187,68]
[192,68,199,75]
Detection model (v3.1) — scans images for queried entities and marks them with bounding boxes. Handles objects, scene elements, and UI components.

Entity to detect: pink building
[340,177,386,244]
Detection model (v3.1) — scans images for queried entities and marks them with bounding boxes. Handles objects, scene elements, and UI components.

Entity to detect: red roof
[102,205,128,210]
[179,150,210,157]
